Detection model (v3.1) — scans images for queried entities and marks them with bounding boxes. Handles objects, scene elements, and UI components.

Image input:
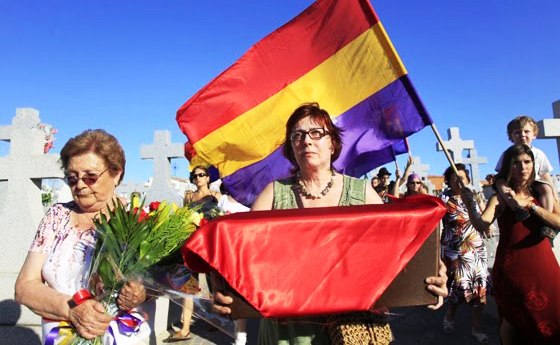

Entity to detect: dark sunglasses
[409,181,422,185]
[65,168,109,187]
[192,172,208,179]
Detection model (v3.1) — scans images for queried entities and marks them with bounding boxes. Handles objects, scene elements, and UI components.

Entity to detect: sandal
[472,328,489,344]
[163,331,192,343]
[442,317,455,334]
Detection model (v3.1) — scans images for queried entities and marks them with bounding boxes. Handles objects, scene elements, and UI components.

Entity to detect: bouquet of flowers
[66,199,233,344]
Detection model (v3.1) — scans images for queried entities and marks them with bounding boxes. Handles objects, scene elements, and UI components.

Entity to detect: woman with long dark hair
[471,144,559,344]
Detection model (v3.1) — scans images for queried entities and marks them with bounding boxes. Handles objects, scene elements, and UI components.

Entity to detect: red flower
[133,207,149,222]
[149,201,160,212]
[138,211,148,222]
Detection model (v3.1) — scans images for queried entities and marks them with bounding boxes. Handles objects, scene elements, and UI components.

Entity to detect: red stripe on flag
[177,0,379,144]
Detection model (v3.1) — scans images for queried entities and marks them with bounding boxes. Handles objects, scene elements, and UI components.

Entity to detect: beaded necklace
[294,170,335,200]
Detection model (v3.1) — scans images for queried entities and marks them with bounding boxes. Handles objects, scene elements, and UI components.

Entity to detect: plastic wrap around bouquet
[183,195,447,319]
[58,199,234,345]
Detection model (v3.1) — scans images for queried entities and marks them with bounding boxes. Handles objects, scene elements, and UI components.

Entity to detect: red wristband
[72,289,92,305]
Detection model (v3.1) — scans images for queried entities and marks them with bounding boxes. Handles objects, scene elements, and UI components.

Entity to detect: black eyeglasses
[290,128,329,142]
[65,168,109,187]
[409,181,422,185]
[192,172,208,179]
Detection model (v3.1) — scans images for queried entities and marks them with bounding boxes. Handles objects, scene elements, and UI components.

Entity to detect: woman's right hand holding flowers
[68,299,111,339]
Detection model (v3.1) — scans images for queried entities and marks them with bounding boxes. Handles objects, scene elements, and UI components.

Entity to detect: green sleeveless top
[272,174,367,210]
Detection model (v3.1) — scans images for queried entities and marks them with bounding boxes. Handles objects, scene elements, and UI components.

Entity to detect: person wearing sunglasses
[184,165,222,207]
[15,129,151,344]
[166,165,223,342]
[401,173,428,198]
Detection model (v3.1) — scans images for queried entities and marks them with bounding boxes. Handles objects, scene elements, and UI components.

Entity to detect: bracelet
[72,289,92,305]
[68,289,91,310]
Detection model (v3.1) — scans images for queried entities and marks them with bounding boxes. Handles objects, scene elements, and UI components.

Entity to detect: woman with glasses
[402,173,428,197]
[214,103,449,345]
[184,166,222,209]
[15,129,150,344]
[440,163,491,344]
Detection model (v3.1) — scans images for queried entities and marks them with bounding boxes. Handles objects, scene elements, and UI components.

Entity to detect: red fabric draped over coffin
[183,195,446,318]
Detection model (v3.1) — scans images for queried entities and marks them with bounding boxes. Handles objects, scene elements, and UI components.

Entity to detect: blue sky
[1,0,559,185]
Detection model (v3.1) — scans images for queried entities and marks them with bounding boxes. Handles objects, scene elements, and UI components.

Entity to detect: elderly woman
[15,129,150,343]
[215,103,448,344]
[470,145,560,345]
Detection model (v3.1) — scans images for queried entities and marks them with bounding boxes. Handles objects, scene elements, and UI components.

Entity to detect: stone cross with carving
[396,156,432,195]
[436,127,474,164]
[409,156,430,179]
[140,130,184,204]
[116,181,148,200]
[537,100,560,260]
[462,148,488,192]
[0,108,63,324]
[537,100,560,165]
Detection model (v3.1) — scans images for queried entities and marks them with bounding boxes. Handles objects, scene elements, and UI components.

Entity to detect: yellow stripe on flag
[194,23,406,177]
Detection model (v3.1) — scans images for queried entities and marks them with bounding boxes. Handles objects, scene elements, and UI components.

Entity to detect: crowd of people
[15,106,559,345]
[368,115,560,344]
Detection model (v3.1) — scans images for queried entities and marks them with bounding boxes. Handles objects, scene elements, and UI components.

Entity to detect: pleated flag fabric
[177,0,432,206]
[183,195,447,317]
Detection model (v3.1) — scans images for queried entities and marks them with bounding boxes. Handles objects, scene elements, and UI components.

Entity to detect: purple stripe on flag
[334,74,430,175]
[337,141,408,177]
[222,147,292,207]
[224,76,431,206]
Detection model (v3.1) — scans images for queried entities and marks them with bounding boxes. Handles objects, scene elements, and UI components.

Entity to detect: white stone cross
[140,130,184,204]
[0,108,63,324]
[409,156,430,179]
[537,100,560,262]
[116,181,148,200]
[537,100,560,164]
[436,127,474,163]
[462,148,488,192]
[395,156,431,195]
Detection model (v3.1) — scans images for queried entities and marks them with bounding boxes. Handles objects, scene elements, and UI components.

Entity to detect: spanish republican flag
[177,0,432,206]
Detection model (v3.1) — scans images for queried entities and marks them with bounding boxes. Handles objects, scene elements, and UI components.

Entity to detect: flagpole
[405,137,412,159]
[391,144,400,172]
